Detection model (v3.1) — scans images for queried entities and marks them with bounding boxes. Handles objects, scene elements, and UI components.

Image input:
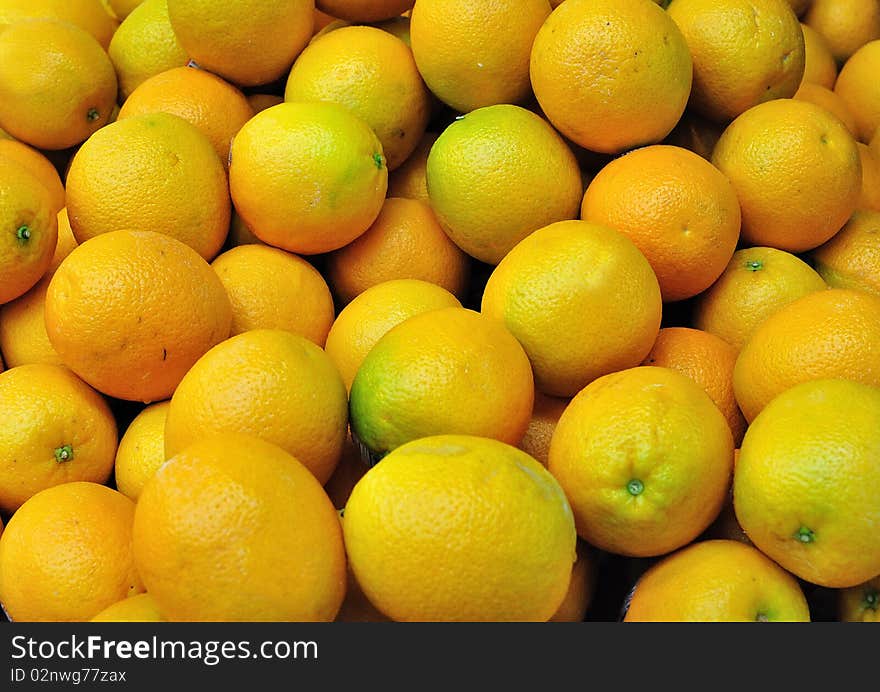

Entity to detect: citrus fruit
[663,110,724,160]
[285,25,430,171]
[811,209,880,294]
[229,102,387,255]
[91,593,164,622]
[0,0,119,49]
[793,82,858,134]
[481,220,662,398]
[166,0,313,87]
[711,99,861,252]
[246,93,283,114]
[548,542,596,623]
[786,0,813,15]
[45,230,232,403]
[805,0,880,64]
[734,378,880,587]
[349,307,534,459]
[581,145,741,302]
[343,434,577,622]
[693,246,827,351]
[317,0,412,22]
[324,278,462,392]
[118,66,254,164]
[733,288,880,421]
[0,159,57,305]
[326,197,469,304]
[834,39,880,142]
[108,0,189,101]
[0,482,143,622]
[386,131,436,202]
[643,327,747,445]
[426,104,582,264]
[211,245,335,346]
[518,391,570,468]
[839,578,880,621]
[801,22,839,89]
[0,364,117,515]
[410,0,550,113]
[107,0,144,21]
[856,142,880,211]
[623,539,811,621]
[548,366,734,557]
[133,433,346,622]
[0,19,116,150]
[530,0,692,153]
[0,139,65,215]
[666,0,805,123]
[164,329,348,485]
[65,112,230,261]
[114,401,169,502]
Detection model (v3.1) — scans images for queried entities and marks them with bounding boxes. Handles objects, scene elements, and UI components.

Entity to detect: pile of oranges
[0,0,879,623]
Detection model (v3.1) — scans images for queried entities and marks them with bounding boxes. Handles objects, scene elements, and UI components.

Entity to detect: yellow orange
[734,378,880,587]
[518,391,570,468]
[0,0,118,50]
[805,0,880,64]
[481,220,662,398]
[386,131,436,203]
[530,0,692,153]
[91,593,164,622]
[811,209,880,294]
[794,81,858,135]
[856,142,880,211]
[0,140,64,215]
[801,22,839,88]
[548,366,734,557]
[114,401,169,502]
[0,482,143,622]
[733,288,880,421]
[549,542,596,623]
[108,0,144,21]
[45,230,232,403]
[834,39,880,142]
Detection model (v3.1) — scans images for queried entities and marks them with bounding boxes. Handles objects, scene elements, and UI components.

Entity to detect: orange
[374,15,410,46]
[166,0,313,87]
[839,578,880,621]
[285,26,429,171]
[246,93,283,114]
[66,112,230,261]
[0,140,64,215]
[811,210,880,294]
[350,307,534,459]
[530,0,692,153]
[693,247,827,351]
[643,328,747,445]
[623,540,810,621]
[834,40,880,142]
[548,366,734,557]
[211,244,335,346]
[712,99,861,252]
[343,434,576,622]
[107,0,144,21]
[667,0,805,123]
[856,142,880,211]
[0,482,143,622]
[317,0,412,22]
[0,0,119,50]
[114,401,169,502]
[410,0,550,113]
[326,197,469,304]
[581,145,741,302]
[313,8,337,33]
[733,288,880,421]
[386,131,436,202]
[805,0,880,64]
[0,20,116,150]
[164,329,348,485]
[45,230,232,403]
[118,66,254,164]
[734,378,880,587]
[108,0,189,101]
[0,209,78,367]
[794,82,858,134]
[0,364,117,515]
[133,433,346,621]
[229,102,387,255]
[324,279,461,392]
[334,561,391,623]
[0,159,57,305]
[91,593,164,622]
[426,104,582,264]
[801,22,839,89]
[549,542,596,623]
[518,391,570,468]
[481,220,662,398]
